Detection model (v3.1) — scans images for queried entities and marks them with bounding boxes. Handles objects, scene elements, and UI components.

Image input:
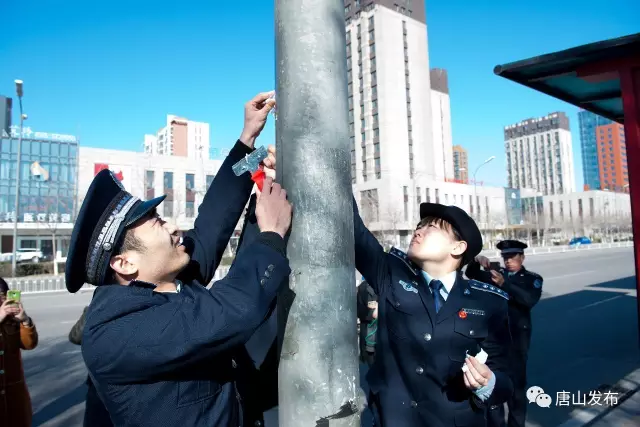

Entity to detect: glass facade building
[504,187,523,226]
[578,110,612,190]
[0,135,78,255]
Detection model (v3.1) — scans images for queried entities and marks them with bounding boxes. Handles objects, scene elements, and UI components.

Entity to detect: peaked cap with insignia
[65,169,166,293]
[419,203,483,265]
[496,239,528,255]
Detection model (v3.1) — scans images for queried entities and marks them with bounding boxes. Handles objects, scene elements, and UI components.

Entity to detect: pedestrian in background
[0,277,38,427]
[466,240,543,427]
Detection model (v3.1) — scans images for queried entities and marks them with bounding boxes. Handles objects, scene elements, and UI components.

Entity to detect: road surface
[20,246,638,426]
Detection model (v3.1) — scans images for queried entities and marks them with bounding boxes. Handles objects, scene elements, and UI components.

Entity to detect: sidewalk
[557,366,640,427]
[589,389,640,426]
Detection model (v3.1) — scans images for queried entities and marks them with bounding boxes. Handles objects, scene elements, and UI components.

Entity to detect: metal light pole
[275,1,360,426]
[11,79,25,277]
[472,156,495,224]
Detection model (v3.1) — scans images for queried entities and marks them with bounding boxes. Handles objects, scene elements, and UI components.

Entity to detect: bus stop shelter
[493,32,640,341]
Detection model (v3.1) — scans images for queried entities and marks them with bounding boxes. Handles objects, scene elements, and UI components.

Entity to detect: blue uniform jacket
[82,141,291,427]
[353,200,514,427]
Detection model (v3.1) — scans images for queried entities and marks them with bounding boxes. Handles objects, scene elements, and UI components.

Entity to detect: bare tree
[358,190,406,251]
[36,206,69,275]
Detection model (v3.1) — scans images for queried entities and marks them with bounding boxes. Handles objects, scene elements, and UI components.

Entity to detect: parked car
[569,237,592,247]
[0,248,44,263]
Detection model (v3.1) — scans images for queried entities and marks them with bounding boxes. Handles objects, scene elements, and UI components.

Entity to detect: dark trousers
[488,354,528,427]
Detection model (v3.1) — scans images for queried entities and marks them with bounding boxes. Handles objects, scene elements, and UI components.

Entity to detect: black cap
[497,240,528,255]
[419,203,483,265]
[65,169,166,293]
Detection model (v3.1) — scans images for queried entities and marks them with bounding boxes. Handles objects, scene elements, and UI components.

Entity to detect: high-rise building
[578,110,612,190]
[346,0,434,186]
[452,145,468,184]
[0,96,12,136]
[596,122,628,191]
[144,115,210,160]
[0,127,79,259]
[505,112,575,195]
[431,68,454,181]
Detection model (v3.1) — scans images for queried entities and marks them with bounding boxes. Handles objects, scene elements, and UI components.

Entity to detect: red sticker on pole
[232,146,268,191]
[251,166,266,192]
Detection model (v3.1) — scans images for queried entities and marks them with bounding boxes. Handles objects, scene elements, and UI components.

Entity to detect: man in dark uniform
[66,92,294,427]
[353,200,514,427]
[465,240,543,427]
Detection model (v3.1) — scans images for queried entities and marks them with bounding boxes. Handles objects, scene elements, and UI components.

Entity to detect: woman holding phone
[0,277,38,427]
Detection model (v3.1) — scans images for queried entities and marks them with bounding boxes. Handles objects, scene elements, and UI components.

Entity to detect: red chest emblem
[458,310,468,319]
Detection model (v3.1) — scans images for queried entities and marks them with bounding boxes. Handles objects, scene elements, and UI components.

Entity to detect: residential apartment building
[452,145,468,184]
[578,110,612,190]
[431,68,454,181]
[505,112,576,195]
[596,122,628,191]
[144,115,210,160]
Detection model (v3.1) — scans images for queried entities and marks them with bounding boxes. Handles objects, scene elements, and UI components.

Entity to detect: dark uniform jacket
[81,141,291,427]
[465,263,543,356]
[353,200,514,427]
[69,306,115,427]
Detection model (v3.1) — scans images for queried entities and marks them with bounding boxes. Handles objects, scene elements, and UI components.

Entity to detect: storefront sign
[0,212,72,223]
[1,125,78,143]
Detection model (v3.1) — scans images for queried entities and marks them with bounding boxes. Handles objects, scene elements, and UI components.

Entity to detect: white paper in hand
[461,348,488,372]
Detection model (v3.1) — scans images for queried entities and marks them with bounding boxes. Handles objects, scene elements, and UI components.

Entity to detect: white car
[0,248,43,263]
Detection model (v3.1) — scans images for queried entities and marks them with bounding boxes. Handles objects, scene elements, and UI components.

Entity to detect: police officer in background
[465,240,543,427]
[353,200,513,426]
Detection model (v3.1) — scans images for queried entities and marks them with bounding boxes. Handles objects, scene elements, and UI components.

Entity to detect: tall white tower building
[505,112,576,195]
[430,68,454,181]
[345,1,436,225]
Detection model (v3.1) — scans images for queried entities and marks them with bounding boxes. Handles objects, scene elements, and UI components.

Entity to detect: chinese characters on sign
[527,386,619,408]
[0,212,72,223]
[1,125,78,143]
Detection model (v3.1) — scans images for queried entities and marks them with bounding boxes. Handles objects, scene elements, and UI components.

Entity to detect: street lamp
[472,156,495,222]
[11,79,26,277]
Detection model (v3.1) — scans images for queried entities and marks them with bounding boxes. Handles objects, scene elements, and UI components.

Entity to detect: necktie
[429,279,445,313]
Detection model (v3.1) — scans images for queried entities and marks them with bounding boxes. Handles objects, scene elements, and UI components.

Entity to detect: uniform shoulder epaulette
[389,247,420,276]
[468,280,509,300]
[526,270,542,279]
[524,270,543,288]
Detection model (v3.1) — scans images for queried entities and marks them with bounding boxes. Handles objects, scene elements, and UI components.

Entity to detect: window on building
[145,170,155,199]
[361,189,379,223]
[206,174,215,188]
[164,172,173,190]
[164,200,174,218]
[426,188,430,203]
[435,189,440,204]
[403,186,409,221]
